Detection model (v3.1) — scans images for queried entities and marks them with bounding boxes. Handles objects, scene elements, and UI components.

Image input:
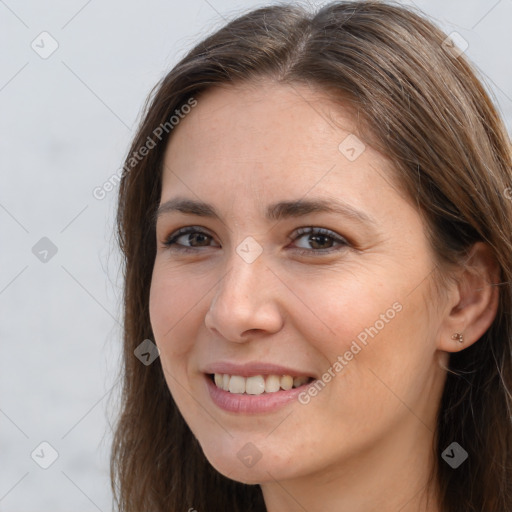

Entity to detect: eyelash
[161,226,350,256]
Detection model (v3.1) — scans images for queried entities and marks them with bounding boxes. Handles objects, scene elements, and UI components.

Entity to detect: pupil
[190,233,208,246]
[311,234,331,249]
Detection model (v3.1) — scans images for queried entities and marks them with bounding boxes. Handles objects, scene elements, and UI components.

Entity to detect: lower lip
[204,374,312,414]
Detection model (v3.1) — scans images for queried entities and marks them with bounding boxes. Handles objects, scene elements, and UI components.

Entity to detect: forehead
[165,81,355,158]
[159,80,412,229]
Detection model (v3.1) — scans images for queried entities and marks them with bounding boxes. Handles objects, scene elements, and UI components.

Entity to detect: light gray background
[1,0,511,510]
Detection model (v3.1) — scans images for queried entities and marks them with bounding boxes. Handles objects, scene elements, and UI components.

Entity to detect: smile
[211,373,314,394]
[204,372,317,414]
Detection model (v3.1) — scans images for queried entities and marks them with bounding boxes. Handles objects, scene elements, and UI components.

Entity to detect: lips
[201,361,316,413]
[210,373,313,394]
[202,361,314,379]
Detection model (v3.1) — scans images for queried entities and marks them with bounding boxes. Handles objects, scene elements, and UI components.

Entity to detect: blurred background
[0,0,510,510]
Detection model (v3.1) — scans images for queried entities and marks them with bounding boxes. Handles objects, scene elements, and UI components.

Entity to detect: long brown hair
[110,2,512,510]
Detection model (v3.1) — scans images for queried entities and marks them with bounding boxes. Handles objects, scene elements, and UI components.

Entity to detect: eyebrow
[154,196,377,226]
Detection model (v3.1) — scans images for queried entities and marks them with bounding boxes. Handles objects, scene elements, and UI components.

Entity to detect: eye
[161,225,350,255]
[289,227,349,255]
[162,226,218,252]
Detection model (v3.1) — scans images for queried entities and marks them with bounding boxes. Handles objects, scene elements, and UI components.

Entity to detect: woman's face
[149,81,448,486]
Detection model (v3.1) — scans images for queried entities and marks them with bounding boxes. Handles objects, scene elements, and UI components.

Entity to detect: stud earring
[451,332,464,344]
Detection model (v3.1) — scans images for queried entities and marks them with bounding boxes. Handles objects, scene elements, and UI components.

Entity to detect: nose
[204,249,284,343]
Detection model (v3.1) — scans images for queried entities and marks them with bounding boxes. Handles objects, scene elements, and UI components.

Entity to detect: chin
[199,441,301,485]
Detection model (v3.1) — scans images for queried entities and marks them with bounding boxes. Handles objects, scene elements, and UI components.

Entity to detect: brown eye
[291,227,349,254]
[183,232,211,247]
[163,227,218,251]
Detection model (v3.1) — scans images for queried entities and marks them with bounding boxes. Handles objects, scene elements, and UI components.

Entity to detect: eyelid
[290,226,348,243]
[288,226,350,255]
[162,226,217,248]
[161,225,351,254]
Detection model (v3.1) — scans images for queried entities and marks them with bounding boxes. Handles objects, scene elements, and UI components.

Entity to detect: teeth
[293,376,309,387]
[222,374,230,391]
[212,373,311,394]
[229,375,246,394]
[265,375,281,393]
[246,375,265,395]
[280,375,293,390]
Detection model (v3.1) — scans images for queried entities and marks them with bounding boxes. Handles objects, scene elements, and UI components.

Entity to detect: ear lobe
[437,242,500,353]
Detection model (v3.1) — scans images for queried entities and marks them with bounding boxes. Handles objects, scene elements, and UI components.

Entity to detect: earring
[451,332,464,344]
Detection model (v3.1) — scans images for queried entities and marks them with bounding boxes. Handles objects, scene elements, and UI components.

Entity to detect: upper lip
[203,361,314,378]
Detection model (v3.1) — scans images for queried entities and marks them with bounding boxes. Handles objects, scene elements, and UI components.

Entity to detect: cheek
[148,267,204,416]
[326,294,434,424]
[280,266,403,357]
[149,263,203,359]
[287,266,433,400]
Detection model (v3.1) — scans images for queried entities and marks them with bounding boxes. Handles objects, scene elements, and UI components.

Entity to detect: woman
[110,1,512,510]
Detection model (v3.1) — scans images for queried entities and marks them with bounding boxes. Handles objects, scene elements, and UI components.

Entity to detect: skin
[149,80,499,512]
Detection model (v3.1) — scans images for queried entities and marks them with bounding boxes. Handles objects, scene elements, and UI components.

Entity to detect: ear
[437,242,500,352]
